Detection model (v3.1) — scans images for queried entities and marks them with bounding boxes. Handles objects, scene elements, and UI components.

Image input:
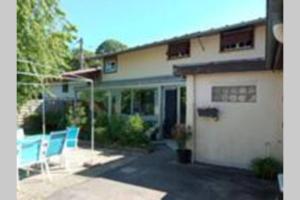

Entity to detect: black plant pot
[176,149,192,164]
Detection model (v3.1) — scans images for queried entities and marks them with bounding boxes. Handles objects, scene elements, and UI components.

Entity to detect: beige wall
[186,71,283,169]
[102,25,266,82]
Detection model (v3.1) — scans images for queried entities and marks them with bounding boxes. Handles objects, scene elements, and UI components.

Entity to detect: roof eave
[174,58,266,76]
[87,18,266,61]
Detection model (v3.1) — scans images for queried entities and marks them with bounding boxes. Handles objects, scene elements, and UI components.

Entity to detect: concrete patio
[18,144,280,200]
[17,145,142,200]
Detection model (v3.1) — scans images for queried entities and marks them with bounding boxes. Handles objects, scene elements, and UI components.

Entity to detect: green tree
[17,0,77,107]
[95,39,127,55]
[69,48,104,69]
[69,48,96,70]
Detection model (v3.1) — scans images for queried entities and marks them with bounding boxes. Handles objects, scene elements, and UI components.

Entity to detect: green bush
[127,114,144,133]
[23,113,42,134]
[23,109,68,134]
[251,157,282,180]
[23,101,90,136]
[66,102,88,127]
[108,114,127,142]
[94,113,150,148]
[95,127,109,144]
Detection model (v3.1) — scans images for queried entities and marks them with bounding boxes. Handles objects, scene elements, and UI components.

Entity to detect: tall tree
[69,48,104,69]
[17,0,77,107]
[95,39,127,55]
[69,48,95,70]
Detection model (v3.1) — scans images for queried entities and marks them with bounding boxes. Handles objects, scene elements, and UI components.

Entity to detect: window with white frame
[104,56,118,73]
[212,85,256,103]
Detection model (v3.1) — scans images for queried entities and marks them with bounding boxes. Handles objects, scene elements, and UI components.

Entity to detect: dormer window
[167,40,190,60]
[104,56,118,73]
[220,26,254,52]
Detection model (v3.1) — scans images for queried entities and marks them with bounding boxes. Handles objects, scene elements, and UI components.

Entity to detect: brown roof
[87,18,266,60]
[63,67,102,80]
[174,58,266,75]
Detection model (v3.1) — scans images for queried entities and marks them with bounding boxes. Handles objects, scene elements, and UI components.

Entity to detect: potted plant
[172,124,192,164]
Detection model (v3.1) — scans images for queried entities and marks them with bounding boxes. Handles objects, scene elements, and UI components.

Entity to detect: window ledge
[220,46,254,53]
[167,55,190,61]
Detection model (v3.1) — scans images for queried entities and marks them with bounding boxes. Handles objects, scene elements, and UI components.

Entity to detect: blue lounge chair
[46,130,68,169]
[66,126,80,149]
[17,138,50,187]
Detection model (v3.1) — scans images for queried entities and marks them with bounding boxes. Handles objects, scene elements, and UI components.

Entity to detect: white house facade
[51,17,283,169]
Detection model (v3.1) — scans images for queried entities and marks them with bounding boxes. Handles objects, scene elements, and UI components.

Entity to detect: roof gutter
[87,18,266,61]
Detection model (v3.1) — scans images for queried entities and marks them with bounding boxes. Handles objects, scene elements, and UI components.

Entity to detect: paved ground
[47,145,279,200]
[17,147,142,200]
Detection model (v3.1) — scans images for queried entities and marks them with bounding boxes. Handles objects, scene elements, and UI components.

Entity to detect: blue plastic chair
[66,126,80,149]
[17,138,50,186]
[46,130,68,169]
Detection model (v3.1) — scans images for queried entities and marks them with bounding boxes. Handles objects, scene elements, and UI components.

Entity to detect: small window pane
[104,56,118,73]
[212,85,256,103]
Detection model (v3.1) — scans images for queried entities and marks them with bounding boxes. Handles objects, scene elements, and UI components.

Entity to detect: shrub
[23,109,68,134]
[127,114,144,133]
[23,112,42,134]
[94,113,150,148]
[251,157,282,180]
[95,127,109,144]
[108,114,127,142]
[66,102,88,127]
[120,115,149,147]
[65,102,91,140]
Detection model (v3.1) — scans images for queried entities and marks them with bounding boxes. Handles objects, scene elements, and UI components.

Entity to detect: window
[167,40,190,59]
[62,83,69,93]
[212,85,256,103]
[104,56,118,73]
[133,89,155,115]
[220,26,254,52]
[121,90,131,114]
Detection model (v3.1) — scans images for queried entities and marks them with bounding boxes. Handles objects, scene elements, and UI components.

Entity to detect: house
[87,18,267,139]
[46,67,102,100]
[53,15,282,169]
[174,1,283,168]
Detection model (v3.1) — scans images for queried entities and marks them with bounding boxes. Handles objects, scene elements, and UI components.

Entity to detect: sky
[60,0,266,52]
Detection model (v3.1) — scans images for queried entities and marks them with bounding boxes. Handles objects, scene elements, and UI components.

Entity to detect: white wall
[186,71,283,169]
[102,25,266,81]
[46,85,77,100]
